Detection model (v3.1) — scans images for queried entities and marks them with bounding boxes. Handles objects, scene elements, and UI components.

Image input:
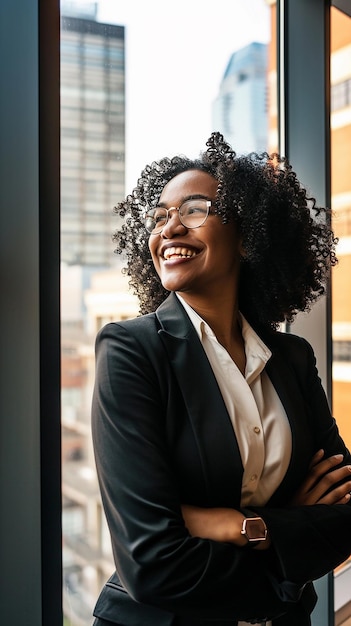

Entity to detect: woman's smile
[161,243,199,261]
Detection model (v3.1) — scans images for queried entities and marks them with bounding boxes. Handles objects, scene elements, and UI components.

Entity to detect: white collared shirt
[176,294,292,508]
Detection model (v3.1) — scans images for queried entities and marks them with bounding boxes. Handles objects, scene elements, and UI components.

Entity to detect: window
[3,1,349,624]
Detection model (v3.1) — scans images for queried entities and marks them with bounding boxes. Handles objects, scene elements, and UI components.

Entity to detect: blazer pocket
[93,578,175,626]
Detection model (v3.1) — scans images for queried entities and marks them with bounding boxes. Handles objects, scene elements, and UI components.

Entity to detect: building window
[331,78,351,111]
[333,340,351,361]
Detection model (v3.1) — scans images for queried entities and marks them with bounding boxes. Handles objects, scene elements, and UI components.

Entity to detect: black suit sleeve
[253,334,351,583]
[251,504,351,585]
[294,335,351,460]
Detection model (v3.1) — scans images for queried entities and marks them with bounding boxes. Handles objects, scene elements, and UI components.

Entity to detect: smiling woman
[91,132,351,626]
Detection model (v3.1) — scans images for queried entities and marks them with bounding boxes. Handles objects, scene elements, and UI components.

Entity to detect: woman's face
[148,169,242,299]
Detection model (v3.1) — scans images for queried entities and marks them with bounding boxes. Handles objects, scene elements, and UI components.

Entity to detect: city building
[212,42,268,154]
[61,5,125,266]
[330,7,351,450]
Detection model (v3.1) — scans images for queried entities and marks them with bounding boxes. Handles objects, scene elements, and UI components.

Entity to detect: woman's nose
[161,209,187,238]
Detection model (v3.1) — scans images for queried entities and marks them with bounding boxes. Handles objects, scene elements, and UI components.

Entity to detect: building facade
[61,12,125,266]
[330,7,351,451]
[212,42,268,154]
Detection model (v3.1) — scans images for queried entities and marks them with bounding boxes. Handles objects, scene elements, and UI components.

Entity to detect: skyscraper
[212,42,268,154]
[61,9,125,266]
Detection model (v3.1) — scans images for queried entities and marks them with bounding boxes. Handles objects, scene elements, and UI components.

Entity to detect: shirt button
[250,474,258,482]
[253,426,261,434]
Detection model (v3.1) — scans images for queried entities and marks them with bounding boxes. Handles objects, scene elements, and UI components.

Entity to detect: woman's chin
[161,280,187,293]
[159,271,189,294]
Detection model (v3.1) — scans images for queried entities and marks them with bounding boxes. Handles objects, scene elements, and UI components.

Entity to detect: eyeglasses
[143,199,214,234]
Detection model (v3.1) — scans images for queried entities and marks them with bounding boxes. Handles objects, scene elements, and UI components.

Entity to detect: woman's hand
[291,449,351,505]
[181,505,270,550]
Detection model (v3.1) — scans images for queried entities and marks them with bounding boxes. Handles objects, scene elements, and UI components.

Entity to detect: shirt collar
[176,293,271,380]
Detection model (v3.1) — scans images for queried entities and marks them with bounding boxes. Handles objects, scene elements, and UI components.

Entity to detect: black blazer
[92,293,351,626]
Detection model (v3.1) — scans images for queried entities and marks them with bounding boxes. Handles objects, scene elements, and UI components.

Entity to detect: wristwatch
[240,509,268,546]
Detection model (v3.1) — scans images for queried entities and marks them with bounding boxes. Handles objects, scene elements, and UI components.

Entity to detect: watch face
[242,517,267,542]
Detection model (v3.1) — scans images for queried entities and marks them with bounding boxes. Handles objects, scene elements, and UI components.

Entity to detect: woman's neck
[177,291,246,374]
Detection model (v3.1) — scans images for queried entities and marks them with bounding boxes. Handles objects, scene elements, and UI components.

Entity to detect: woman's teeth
[163,247,197,260]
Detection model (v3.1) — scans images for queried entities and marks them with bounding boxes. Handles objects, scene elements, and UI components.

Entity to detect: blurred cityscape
[60,1,351,624]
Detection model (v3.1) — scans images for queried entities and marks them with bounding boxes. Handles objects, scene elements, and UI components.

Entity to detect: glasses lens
[144,208,167,233]
[179,199,210,229]
[143,200,211,233]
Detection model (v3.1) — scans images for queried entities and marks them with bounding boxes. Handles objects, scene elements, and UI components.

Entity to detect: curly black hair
[113,132,337,330]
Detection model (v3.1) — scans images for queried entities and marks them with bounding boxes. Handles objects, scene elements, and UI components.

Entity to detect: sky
[95,0,271,189]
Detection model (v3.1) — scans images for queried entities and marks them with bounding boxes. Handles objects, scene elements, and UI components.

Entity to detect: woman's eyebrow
[157,194,213,207]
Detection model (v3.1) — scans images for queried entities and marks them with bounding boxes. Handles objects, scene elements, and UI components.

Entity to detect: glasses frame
[143,199,215,235]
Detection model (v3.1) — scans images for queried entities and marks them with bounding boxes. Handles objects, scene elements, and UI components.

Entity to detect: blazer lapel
[264,339,314,504]
[156,293,243,506]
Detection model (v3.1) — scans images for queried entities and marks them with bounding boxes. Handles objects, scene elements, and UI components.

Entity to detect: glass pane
[331,5,351,626]
[60,1,273,623]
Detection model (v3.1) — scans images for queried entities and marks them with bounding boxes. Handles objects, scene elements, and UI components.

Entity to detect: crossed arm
[182,449,351,549]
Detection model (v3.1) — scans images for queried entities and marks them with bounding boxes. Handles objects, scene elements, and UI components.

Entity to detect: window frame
[0,0,61,623]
